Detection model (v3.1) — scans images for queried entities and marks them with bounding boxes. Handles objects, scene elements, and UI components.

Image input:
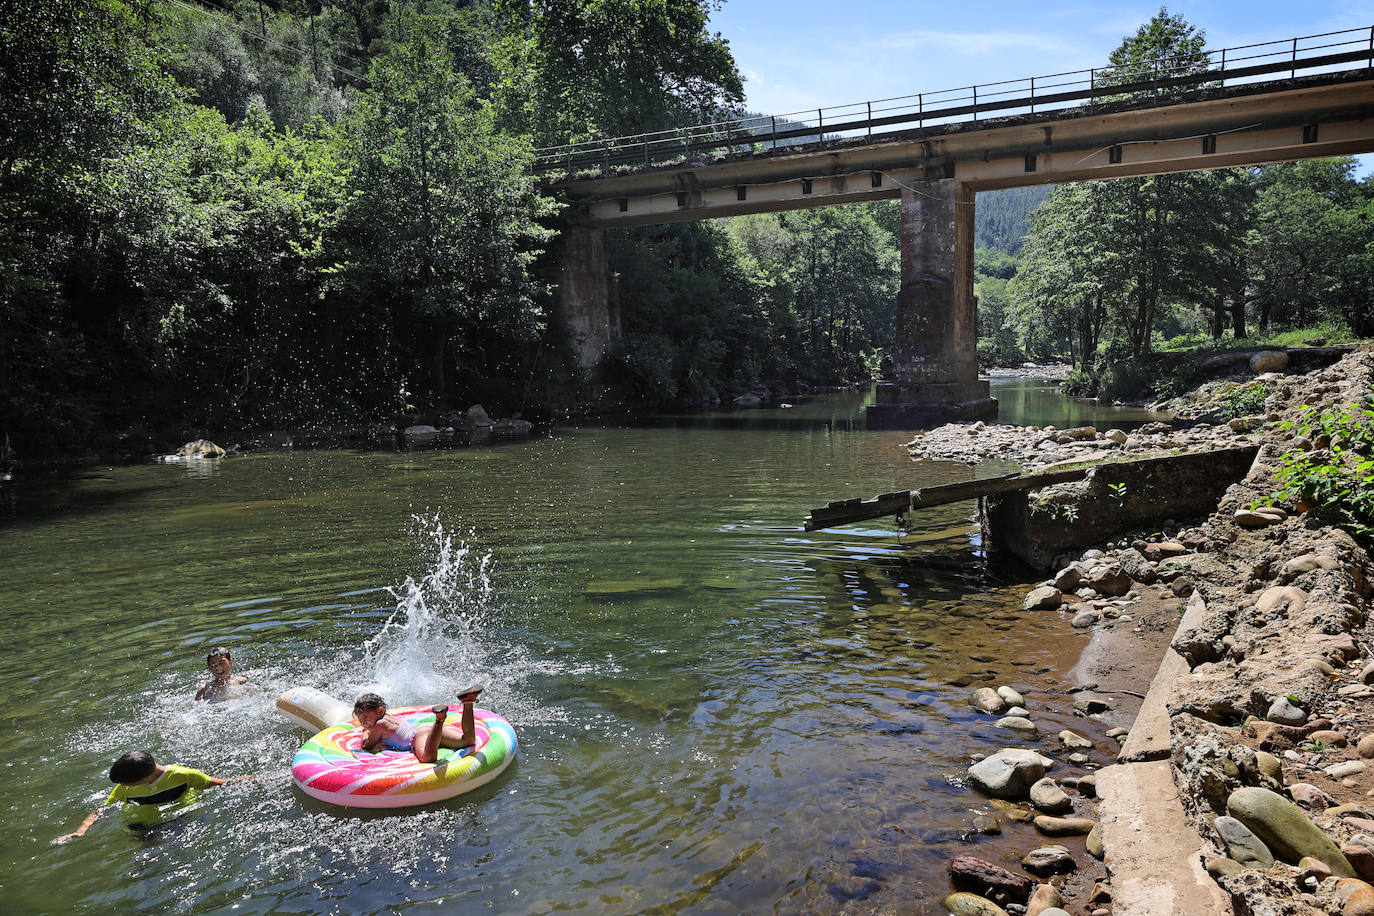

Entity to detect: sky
[707,0,1374,173]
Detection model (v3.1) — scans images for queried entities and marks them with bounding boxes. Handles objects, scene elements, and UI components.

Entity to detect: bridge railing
[534,25,1374,174]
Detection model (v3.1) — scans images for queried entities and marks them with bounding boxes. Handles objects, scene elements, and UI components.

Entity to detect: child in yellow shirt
[54,751,240,843]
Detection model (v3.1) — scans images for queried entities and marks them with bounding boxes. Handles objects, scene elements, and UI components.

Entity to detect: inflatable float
[276,687,517,809]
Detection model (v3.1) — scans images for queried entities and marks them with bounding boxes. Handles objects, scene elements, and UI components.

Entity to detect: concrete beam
[549,77,1374,228]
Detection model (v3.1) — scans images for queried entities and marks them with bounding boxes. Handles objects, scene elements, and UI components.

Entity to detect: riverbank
[932,346,1374,915]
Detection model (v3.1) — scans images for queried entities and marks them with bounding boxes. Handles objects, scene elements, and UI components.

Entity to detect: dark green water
[0,379,1160,915]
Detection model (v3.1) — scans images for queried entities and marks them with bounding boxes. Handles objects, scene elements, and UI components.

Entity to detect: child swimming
[353,686,483,763]
[195,647,248,702]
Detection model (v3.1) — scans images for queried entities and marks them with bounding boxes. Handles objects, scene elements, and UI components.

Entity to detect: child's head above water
[109,751,157,786]
[353,693,386,715]
[206,647,233,682]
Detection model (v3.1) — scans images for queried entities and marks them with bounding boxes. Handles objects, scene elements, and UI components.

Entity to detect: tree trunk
[432,330,446,404]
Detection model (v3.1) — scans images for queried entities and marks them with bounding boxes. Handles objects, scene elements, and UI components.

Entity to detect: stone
[1214,815,1275,869]
[974,687,1008,713]
[968,749,1052,800]
[1088,565,1131,597]
[1362,664,1374,686]
[1116,547,1157,584]
[972,814,1002,835]
[994,716,1039,735]
[1104,428,1128,444]
[1256,584,1307,616]
[1032,816,1095,837]
[465,404,493,427]
[1077,773,1097,798]
[1310,731,1349,748]
[1205,855,1245,879]
[1052,566,1082,591]
[1227,786,1356,875]
[1267,696,1308,726]
[1328,761,1369,779]
[175,438,226,458]
[941,892,1010,916]
[1071,611,1098,628]
[1026,884,1064,916]
[1170,576,1195,597]
[948,856,1033,904]
[1085,823,1104,860]
[1309,632,1360,661]
[1029,778,1073,814]
[1023,586,1063,611]
[1289,783,1335,812]
[1058,730,1093,750]
[996,685,1025,708]
[1249,350,1289,373]
[1036,910,1071,916]
[1284,554,1322,579]
[1335,878,1374,916]
[1235,509,1281,528]
[1021,845,1075,877]
[1358,735,1374,759]
[1299,855,1333,882]
[1255,750,1283,779]
[1343,844,1374,883]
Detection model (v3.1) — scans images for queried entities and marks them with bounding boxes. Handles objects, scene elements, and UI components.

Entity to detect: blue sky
[708,1,1374,173]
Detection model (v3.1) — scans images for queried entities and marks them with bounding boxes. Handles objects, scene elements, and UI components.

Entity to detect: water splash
[360,515,495,702]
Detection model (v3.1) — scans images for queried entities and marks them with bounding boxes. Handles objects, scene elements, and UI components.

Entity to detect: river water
[0,378,1161,915]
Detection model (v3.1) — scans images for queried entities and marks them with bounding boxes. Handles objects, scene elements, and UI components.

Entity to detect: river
[0,377,1162,915]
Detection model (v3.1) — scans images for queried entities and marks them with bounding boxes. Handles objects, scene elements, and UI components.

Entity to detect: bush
[1214,381,1269,421]
[1061,368,1098,397]
[1271,394,1374,543]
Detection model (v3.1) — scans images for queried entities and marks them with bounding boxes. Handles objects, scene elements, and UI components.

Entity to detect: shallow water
[0,379,1162,915]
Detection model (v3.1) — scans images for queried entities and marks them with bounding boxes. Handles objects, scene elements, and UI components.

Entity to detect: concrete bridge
[539,26,1374,425]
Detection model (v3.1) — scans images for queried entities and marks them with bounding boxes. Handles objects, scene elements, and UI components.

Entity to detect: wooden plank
[909,467,1088,509]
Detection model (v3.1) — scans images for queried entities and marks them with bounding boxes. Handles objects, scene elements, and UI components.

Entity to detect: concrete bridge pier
[556,225,620,371]
[867,179,997,428]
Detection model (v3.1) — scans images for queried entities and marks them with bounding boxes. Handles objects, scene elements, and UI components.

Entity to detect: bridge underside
[548,75,1374,420]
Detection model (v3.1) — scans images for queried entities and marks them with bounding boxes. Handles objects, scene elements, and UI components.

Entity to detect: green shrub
[1271,394,1374,543]
[1098,360,1153,401]
[1061,367,1098,397]
[1215,381,1269,421]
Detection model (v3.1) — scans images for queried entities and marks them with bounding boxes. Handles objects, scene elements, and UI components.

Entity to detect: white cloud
[866,28,1079,55]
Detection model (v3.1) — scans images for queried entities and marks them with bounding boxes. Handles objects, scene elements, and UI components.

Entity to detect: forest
[3,2,1372,462]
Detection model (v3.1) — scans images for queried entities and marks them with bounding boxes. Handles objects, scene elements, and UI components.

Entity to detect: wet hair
[353,693,386,714]
[109,751,157,785]
[206,647,232,664]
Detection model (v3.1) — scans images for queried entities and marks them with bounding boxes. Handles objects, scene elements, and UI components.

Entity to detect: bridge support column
[557,225,620,371]
[867,179,996,428]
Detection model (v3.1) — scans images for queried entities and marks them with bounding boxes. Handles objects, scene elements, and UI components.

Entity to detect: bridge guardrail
[535,25,1374,174]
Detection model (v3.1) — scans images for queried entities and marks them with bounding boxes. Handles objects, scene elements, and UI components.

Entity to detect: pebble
[1267,696,1308,726]
[1029,778,1073,814]
[1023,586,1063,611]
[1058,729,1094,750]
[1021,845,1076,876]
[1330,760,1370,778]
[1085,823,1104,860]
[997,686,1026,707]
[995,716,1040,735]
[941,892,1010,916]
[1032,815,1095,837]
[974,687,1009,713]
[1214,815,1275,868]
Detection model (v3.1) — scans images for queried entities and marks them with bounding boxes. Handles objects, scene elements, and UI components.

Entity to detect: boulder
[1023,586,1063,610]
[1116,547,1157,584]
[1088,565,1131,596]
[1029,778,1073,814]
[491,418,534,435]
[973,687,1008,713]
[1226,786,1355,876]
[968,749,1052,800]
[940,893,1009,916]
[1021,845,1075,876]
[996,686,1025,708]
[466,404,493,427]
[175,439,226,458]
[1214,815,1275,869]
[947,855,1033,904]
[1249,350,1289,374]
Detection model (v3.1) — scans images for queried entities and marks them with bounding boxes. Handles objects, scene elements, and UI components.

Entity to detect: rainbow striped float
[291,704,517,808]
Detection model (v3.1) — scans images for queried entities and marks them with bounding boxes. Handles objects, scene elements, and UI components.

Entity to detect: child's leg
[414,709,446,763]
[437,686,482,751]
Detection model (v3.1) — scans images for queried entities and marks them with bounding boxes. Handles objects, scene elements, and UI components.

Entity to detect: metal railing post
[817,108,823,141]
[866,101,872,138]
[972,84,977,120]
[918,93,923,128]
[771,115,777,150]
[1030,76,1035,114]
[1292,37,1298,79]
[1220,48,1225,87]
[1368,25,1373,70]
[1089,68,1095,103]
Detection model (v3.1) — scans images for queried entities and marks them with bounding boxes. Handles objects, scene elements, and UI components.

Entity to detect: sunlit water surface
[0,380,1162,915]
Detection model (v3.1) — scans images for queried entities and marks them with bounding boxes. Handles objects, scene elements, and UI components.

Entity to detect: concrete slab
[1118,590,1209,763]
[1096,760,1233,916]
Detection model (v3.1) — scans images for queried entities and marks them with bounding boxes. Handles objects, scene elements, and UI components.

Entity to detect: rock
[1104,428,1128,444]
[176,438,226,458]
[1052,567,1082,592]
[972,814,1002,835]
[1036,910,1071,916]
[1359,736,1374,759]
[940,892,1009,916]
[1343,844,1374,883]
[1255,585,1307,617]
[1088,566,1131,597]
[1362,664,1374,686]
[466,404,492,427]
[1249,350,1289,373]
[997,686,1025,708]
[1023,586,1063,611]
[1077,773,1097,798]
[1288,783,1335,812]
[1116,548,1157,584]
[994,716,1039,735]
[1021,845,1075,877]
[1235,509,1281,529]
[1071,611,1098,628]
[968,749,1052,799]
[973,687,1008,713]
[1032,816,1095,836]
[1214,815,1275,868]
[1256,751,1283,779]
[1205,855,1245,879]
[1227,786,1356,875]
[1026,884,1064,916]
[1309,632,1360,662]
[1335,878,1374,916]
[1310,731,1349,748]
[1328,761,1369,779]
[490,417,534,435]
[1073,696,1112,715]
[1284,554,1322,579]
[948,856,1034,904]
[1299,855,1333,882]
[1058,730,1093,750]
[1267,696,1308,726]
[1029,778,1073,814]
[1085,823,1104,860]
[1170,576,1195,597]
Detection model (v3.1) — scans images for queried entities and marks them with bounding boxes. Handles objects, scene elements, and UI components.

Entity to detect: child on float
[195,646,248,702]
[353,685,483,763]
[54,751,243,844]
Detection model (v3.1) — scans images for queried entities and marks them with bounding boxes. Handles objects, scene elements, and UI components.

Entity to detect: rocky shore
[932,347,1374,915]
